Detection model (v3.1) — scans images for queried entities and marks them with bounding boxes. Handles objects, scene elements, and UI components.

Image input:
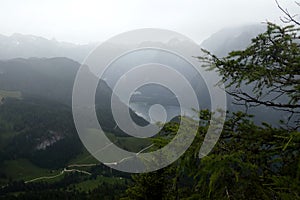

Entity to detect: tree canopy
[199,22,300,129]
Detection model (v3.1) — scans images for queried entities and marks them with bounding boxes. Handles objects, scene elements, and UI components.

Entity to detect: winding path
[1,143,154,187]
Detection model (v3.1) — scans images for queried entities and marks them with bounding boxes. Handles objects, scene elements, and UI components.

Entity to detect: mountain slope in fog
[0,57,148,135]
[201,24,266,57]
[0,33,96,62]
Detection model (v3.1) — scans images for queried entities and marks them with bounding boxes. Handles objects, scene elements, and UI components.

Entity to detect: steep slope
[0,57,149,143]
[201,24,266,57]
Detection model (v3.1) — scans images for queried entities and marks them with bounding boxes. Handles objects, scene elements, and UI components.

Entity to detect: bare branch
[228,90,300,109]
[275,0,300,25]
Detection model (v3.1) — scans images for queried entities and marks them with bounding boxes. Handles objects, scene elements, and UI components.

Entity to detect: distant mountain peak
[0,33,96,62]
[201,23,267,57]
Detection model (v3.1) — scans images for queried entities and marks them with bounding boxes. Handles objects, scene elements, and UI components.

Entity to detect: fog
[0,0,297,44]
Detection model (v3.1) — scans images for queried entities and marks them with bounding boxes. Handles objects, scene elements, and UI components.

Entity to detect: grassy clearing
[0,90,22,102]
[68,149,98,165]
[71,176,126,192]
[116,136,151,152]
[90,129,152,151]
[0,159,60,182]
[69,129,152,167]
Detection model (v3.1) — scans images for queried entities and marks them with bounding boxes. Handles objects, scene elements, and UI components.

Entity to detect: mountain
[0,33,96,62]
[0,24,287,130]
[201,24,267,57]
[100,46,211,121]
[0,24,289,166]
[0,25,266,64]
[0,24,293,196]
[0,57,79,104]
[0,57,148,133]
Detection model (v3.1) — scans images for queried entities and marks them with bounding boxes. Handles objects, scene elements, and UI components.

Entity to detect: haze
[0,0,297,44]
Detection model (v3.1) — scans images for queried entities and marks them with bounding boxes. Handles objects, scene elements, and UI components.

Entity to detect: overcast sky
[0,0,298,44]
